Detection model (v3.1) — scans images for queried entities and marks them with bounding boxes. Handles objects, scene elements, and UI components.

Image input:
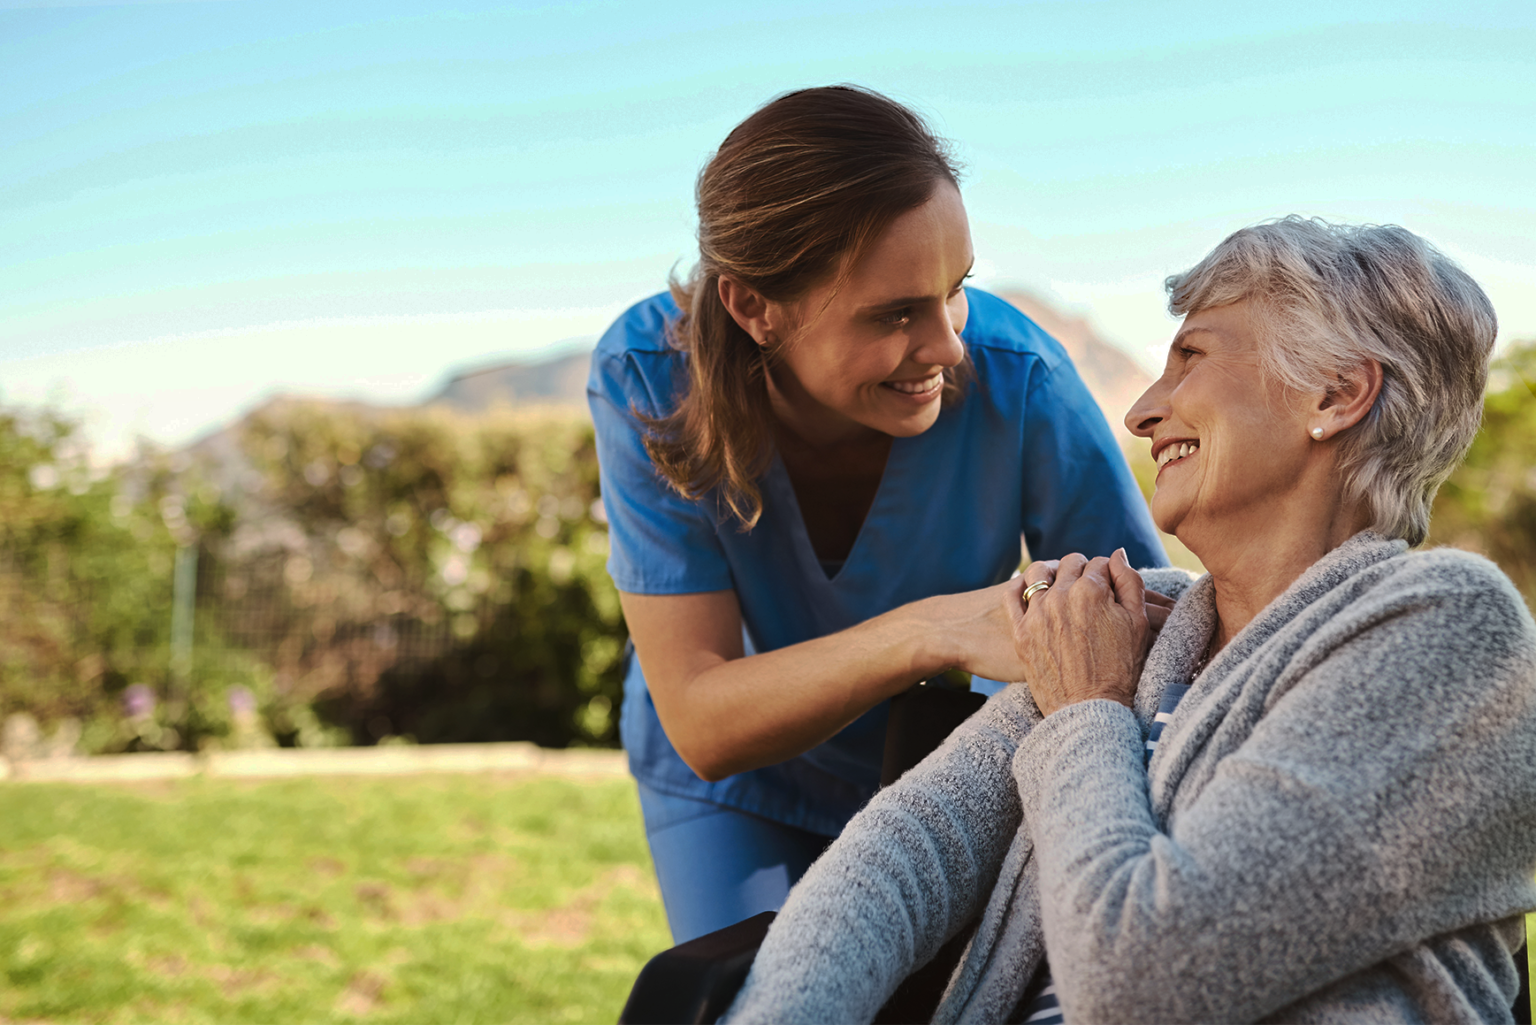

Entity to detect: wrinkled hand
[1005,549,1163,716]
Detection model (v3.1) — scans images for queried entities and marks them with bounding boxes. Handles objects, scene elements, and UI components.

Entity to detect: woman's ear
[717,276,780,347]
[1310,359,1383,441]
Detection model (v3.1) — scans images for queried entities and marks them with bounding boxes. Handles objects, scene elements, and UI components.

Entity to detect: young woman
[587,85,1165,942]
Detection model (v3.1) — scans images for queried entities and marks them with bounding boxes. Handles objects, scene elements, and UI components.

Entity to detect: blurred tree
[230,401,627,748]
[1431,339,1536,605]
[0,398,629,752]
[0,408,264,753]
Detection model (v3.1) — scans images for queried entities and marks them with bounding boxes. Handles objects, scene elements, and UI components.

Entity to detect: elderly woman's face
[1125,300,1314,543]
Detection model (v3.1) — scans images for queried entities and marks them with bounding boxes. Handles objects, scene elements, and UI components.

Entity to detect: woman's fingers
[1022,559,1059,587]
[1068,557,1117,606]
[1053,553,1089,589]
[1107,548,1145,611]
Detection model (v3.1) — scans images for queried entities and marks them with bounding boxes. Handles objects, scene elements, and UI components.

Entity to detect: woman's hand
[917,579,1034,684]
[1007,548,1157,716]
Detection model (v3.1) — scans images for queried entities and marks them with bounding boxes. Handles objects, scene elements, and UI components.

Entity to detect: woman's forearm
[667,613,930,780]
[726,686,1040,1023]
[622,584,1020,780]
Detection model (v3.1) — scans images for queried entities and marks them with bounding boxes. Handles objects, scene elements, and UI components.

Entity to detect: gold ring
[1021,580,1051,608]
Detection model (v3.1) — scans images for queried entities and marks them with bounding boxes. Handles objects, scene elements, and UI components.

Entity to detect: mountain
[992,290,1152,436]
[421,292,1151,435]
[426,350,591,413]
[187,293,1149,453]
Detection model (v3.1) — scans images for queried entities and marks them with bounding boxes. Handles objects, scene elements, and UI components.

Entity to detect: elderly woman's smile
[1127,298,1336,566]
[1153,439,1199,472]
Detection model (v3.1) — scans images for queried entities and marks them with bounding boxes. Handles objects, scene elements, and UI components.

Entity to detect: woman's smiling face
[1126,300,1315,544]
[765,182,973,445]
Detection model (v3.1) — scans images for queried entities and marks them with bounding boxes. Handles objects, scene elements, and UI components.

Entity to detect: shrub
[223,400,627,747]
[0,399,628,752]
[1431,339,1536,605]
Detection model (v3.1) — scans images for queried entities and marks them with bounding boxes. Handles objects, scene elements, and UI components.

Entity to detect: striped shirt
[1011,682,1193,1024]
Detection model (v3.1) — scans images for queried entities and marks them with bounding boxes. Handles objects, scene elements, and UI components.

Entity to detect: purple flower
[123,683,155,720]
[228,686,256,716]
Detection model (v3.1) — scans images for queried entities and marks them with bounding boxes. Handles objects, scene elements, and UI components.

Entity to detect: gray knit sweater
[724,533,1536,1023]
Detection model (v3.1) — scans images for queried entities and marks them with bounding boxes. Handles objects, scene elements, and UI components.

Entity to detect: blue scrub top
[588,288,1165,836]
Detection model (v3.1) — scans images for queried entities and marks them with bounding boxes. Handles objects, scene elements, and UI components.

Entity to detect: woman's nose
[915,309,966,369]
[1125,381,1168,437]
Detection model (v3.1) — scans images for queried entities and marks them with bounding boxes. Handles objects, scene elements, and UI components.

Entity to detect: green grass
[0,774,669,1024]
[12,773,1527,1023]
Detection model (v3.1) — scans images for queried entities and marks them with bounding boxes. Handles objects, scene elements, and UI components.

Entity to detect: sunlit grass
[0,774,667,1024]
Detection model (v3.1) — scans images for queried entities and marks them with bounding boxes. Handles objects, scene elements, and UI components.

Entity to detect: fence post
[170,543,197,685]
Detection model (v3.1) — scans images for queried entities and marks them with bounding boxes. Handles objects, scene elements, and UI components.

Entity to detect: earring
[1310,426,1325,441]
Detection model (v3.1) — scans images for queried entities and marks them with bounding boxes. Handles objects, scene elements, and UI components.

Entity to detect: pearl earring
[1310,426,1325,441]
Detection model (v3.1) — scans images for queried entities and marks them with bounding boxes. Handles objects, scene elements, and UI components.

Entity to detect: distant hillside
[426,350,591,413]
[993,290,1151,435]
[186,294,1150,459]
[419,293,1151,433]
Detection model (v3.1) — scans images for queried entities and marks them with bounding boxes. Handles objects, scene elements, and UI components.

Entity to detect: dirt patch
[188,894,214,930]
[403,856,449,879]
[291,943,341,967]
[501,864,658,948]
[305,903,337,928]
[47,867,104,902]
[505,902,593,946]
[145,953,189,978]
[335,969,388,1016]
[205,963,278,998]
[309,856,346,877]
[599,863,656,897]
[449,813,489,842]
[394,851,521,926]
[354,881,395,919]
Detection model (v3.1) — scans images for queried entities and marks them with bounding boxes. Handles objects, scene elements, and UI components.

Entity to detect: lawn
[6,773,1532,1024]
[0,773,669,1024]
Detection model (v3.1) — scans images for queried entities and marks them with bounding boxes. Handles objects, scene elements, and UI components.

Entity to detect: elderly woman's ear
[1308,359,1383,442]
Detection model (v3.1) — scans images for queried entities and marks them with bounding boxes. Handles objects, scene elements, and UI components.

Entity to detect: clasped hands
[1005,548,1175,717]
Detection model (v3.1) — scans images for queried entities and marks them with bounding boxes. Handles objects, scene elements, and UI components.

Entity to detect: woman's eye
[877,307,913,327]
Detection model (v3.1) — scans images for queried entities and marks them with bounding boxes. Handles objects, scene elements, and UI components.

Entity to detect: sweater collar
[1135,530,1408,729]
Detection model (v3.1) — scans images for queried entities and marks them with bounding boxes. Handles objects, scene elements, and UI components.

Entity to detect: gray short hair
[1166,217,1497,546]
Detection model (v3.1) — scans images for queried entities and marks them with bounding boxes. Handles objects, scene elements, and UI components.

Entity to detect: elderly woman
[722,217,1536,1024]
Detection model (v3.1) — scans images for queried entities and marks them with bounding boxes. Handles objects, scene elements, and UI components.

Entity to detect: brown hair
[644,85,968,529]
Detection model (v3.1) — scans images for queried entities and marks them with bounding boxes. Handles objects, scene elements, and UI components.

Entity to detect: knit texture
[724,535,1536,1024]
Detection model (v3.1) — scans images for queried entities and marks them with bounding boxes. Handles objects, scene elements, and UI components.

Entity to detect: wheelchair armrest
[619,679,986,1024]
[618,910,776,1024]
[881,681,987,787]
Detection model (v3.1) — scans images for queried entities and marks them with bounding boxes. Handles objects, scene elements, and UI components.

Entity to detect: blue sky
[3,0,1533,459]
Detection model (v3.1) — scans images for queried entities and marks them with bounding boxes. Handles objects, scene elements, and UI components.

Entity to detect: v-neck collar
[766,429,919,587]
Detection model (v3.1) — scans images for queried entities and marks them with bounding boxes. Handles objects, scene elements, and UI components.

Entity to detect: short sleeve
[1018,357,1164,568]
[587,311,735,595]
